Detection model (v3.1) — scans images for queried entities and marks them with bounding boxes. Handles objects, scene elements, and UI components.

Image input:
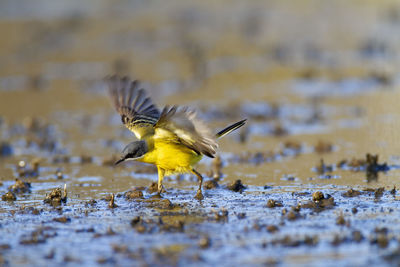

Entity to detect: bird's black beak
[114,158,125,165]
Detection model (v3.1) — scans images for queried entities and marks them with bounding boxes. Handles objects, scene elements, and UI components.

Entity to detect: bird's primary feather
[106,75,160,139]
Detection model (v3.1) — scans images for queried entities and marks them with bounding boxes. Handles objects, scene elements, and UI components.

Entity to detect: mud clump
[266,199,283,208]
[204,179,219,189]
[2,191,16,201]
[315,159,333,175]
[125,190,144,199]
[8,179,31,194]
[147,182,159,194]
[227,179,246,193]
[213,208,229,222]
[44,187,67,206]
[336,213,350,227]
[108,193,118,208]
[266,225,279,233]
[198,236,211,249]
[342,188,362,197]
[314,141,333,154]
[302,192,335,211]
[53,216,71,223]
[352,230,364,242]
[312,191,324,202]
[19,227,57,245]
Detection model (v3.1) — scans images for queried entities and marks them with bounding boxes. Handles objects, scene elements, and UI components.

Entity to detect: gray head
[115,140,148,165]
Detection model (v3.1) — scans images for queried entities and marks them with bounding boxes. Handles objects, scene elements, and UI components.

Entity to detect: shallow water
[2,1,400,266]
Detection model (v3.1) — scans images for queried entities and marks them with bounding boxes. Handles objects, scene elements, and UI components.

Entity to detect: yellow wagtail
[107,75,246,200]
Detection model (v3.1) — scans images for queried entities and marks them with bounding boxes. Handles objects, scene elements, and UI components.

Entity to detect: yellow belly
[138,141,202,175]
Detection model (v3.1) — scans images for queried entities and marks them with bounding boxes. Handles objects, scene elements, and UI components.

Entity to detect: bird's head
[115,140,148,165]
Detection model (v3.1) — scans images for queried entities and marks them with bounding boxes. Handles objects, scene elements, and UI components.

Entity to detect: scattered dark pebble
[108,193,118,208]
[147,182,158,193]
[266,199,283,208]
[80,155,93,164]
[199,236,211,249]
[44,187,67,206]
[390,186,396,196]
[312,191,324,202]
[236,212,246,219]
[315,159,333,175]
[8,178,31,194]
[2,191,16,201]
[204,179,219,189]
[336,213,349,226]
[314,141,333,154]
[125,190,144,199]
[227,179,246,193]
[352,207,358,214]
[266,225,279,233]
[214,208,229,222]
[342,188,362,197]
[352,230,363,242]
[53,216,71,223]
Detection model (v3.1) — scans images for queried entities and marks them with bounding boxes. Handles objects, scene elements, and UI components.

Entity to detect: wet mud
[2,0,400,266]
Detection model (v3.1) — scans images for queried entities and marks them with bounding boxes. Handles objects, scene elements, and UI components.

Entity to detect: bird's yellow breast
[138,140,202,174]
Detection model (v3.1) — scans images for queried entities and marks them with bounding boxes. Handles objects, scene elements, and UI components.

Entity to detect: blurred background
[2,0,400,266]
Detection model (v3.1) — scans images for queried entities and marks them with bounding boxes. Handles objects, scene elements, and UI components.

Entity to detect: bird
[106,75,246,200]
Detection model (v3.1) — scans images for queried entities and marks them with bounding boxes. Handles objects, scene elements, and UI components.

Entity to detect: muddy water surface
[1,1,400,266]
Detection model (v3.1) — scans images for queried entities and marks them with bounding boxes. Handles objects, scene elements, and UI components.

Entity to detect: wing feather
[154,106,218,158]
[107,75,160,139]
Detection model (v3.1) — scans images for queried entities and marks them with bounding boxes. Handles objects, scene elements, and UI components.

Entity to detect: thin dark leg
[192,169,204,200]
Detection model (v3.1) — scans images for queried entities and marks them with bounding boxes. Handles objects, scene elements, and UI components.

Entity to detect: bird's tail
[216,119,247,139]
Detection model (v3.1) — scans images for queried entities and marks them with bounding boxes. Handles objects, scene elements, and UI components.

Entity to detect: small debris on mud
[198,236,211,249]
[352,230,363,242]
[266,225,279,233]
[1,191,16,201]
[227,179,246,193]
[302,192,335,211]
[213,208,229,222]
[125,189,144,199]
[53,216,71,223]
[342,188,362,197]
[44,187,67,206]
[204,179,219,189]
[108,193,118,208]
[314,141,333,154]
[147,182,158,193]
[315,159,333,175]
[266,199,283,208]
[8,179,31,194]
[336,213,349,226]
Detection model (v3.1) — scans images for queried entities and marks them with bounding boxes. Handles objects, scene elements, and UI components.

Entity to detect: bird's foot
[194,189,204,200]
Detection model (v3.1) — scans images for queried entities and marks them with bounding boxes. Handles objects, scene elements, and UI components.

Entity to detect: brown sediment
[44,187,67,207]
[266,199,283,208]
[227,179,246,193]
[204,179,219,189]
[108,193,118,208]
[125,189,144,199]
[352,230,363,242]
[53,216,71,223]
[8,178,31,194]
[342,188,362,197]
[147,182,158,193]
[198,236,211,249]
[2,191,16,201]
[266,225,279,233]
[314,141,333,154]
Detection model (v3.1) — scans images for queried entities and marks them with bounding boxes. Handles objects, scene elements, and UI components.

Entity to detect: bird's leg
[192,169,204,200]
[157,167,165,196]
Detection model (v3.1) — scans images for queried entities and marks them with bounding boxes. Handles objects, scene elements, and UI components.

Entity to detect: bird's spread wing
[154,106,218,158]
[107,75,160,139]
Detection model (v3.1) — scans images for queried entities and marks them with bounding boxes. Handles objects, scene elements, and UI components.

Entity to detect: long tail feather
[216,119,247,138]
